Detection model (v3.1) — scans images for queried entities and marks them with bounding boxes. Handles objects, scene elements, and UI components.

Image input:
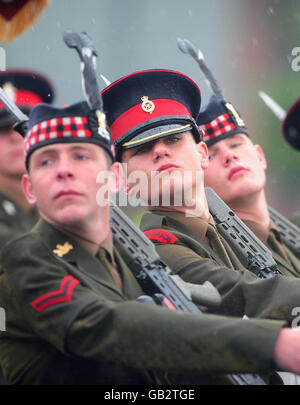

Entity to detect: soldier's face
[0,126,26,179]
[204,134,267,205]
[22,143,121,231]
[121,131,209,208]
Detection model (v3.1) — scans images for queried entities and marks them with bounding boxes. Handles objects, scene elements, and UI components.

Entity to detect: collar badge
[53,242,73,257]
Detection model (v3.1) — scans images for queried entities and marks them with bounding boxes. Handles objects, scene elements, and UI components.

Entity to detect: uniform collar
[32,218,143,298]
[242,219,281,245]
[32,218,97,263]
[148,208,215,243]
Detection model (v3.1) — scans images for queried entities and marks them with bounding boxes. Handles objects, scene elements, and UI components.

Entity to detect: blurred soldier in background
[198,96,300,278]
[0,69,54,249]
[0,69,54,385]
[281,96,300,227]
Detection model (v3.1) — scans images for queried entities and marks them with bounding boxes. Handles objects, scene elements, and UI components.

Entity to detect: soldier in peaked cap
[0,69,54,251]
[281,97,300,228]
[3,97,300,385]
[103,69,202,162]
[101,68,300,381]
[198,95,300,279]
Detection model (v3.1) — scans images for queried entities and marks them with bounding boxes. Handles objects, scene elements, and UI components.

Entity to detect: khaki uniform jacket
[0,191,38,250]
[140,210,300,321]
[243,219,300,278]
[0,219,284,385]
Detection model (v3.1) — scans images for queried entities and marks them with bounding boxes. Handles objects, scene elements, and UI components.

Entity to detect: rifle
[111,200,221,311]
[205,187,282,278]
[110,199,266,385]
[268,205,300,260]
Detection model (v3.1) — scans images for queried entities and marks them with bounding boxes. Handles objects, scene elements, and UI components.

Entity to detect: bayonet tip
[177,37,189,54]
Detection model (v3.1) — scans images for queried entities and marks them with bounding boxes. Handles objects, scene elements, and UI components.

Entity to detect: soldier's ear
[198,141,209,170]
[109,161,125,194]
[254,144,267,170]
[22,174,37,206]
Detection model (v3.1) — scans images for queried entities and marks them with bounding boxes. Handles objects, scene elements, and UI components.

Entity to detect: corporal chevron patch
[144,229,178,244]
[31,275,80,312]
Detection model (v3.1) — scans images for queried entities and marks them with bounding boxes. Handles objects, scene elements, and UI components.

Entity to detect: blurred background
[1,0,299,221]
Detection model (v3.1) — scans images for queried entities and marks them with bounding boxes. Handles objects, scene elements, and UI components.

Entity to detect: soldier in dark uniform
[0,69,54,249]
[3,99,300,385]
[0,69,54,385]
[101,68,300,320]
[281,97,300,227]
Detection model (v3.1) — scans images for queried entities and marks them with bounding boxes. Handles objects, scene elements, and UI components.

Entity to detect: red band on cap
[15,90,43,106]
[110,99,191,142]
[0,89,43,109]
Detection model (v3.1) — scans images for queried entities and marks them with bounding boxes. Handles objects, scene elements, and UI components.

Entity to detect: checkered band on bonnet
[23,101,115,169]
[201,112,236,143]
[24,116,91,154]
[197,95,248,146]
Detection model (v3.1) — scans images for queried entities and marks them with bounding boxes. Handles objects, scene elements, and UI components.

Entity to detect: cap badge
[225,102,245,127]
[96,109,111,141]
[53,242,73,258]
[141,96,155,114]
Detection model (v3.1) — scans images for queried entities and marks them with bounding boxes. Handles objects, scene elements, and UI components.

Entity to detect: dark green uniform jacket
[140,210,300,321]
[0,191,38,249]
[0,219,285,385]
[243,219,300,278]
[0,191,38,385]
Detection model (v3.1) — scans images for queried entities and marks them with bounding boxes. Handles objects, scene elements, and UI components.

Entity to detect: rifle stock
[205,188,282,278]
[268,206,300,259]
[110,201,266,385]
